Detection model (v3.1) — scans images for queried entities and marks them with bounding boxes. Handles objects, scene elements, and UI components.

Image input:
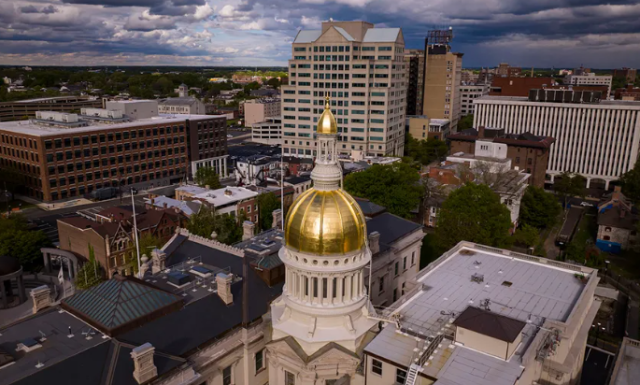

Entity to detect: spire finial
[325,93,330,109]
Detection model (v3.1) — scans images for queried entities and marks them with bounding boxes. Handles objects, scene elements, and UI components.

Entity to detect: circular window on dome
[303,258,308,264]
[313,260,318,265]
[353,257,357,262]
[334,260,339,265]
[344,258,349,264]
[295,256,299,261]
[323,261,329,266]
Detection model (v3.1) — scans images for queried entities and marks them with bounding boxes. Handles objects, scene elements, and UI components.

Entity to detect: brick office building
[447,127,554,188]
[0,100,227,202]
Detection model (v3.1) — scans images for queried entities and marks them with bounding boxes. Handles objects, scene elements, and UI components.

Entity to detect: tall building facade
[404,49,424,116]
[281,21,406,159]
[460,84,489,116]
[267,99,377,385]
[473,90,640,188]
[422,30,463,131]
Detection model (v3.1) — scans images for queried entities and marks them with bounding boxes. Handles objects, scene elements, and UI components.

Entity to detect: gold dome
[285,188,366,255]
[317,96,337,135]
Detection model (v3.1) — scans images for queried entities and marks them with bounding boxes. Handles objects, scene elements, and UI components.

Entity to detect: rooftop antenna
[38,330,47,342]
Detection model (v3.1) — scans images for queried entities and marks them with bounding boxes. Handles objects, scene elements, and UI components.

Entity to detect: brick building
[447,126,554,188]
[0,100,227,202]
[613,67,637,83]
[57,206,184,277]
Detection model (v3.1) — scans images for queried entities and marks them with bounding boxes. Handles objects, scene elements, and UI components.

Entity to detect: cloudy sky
[1,0,639,68]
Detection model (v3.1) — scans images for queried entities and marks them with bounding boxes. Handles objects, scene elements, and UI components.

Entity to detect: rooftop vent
[459,249,475,256]
[502,281,513,287]
[16,338,42,353]
[471,273,484,283]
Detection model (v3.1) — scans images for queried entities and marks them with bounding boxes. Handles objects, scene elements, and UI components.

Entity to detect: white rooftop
[611,338,640,385]
[366,243,591,385]
[292,27,400,43]
[144,196,201,217]
[176,185,208,195]
[192,186,258,207]
[0,113,217,137]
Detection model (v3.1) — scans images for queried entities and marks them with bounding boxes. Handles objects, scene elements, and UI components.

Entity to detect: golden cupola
[284,96,366,255]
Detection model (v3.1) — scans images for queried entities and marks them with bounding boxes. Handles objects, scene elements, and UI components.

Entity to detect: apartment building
[614,67,637,83]
[460,84,489,116]
[364,242,600,385]
[422,30,463,131]
[281,20,406,159]
[448,126,554,188]
[244,98,281,127]
[565,73,613,97]
[496,62,522,77]
[0,100,227,202]
[252,116,282,145]
[175,185,260,223]
[474,90,640,189]
[404,49,424,116]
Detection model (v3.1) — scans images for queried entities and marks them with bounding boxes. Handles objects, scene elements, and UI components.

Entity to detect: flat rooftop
[0,113,222,137]
[611,338,640,385]
[191,186,258,207]
[477,95,640,107]
[0,308,107,385]
[365,243,591,385]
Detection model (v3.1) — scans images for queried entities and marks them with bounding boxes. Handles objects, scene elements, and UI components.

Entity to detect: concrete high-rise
[404,49,424,116]
[422,29,463,131]
[281,21,406,159]
[474,89,640,189]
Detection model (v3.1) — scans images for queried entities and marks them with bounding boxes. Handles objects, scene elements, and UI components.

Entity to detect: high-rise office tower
[404,49,424,116]
[281,21,406,159]
[422,29,463,132]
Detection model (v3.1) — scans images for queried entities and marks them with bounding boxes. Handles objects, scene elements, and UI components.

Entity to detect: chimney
[216,272,234,305]
[163,202,168,209]
[131,343,158,384]
[478,126,485,138]
[272,209,283,229]
[151,198,155,205]
[369,231,380,254]
[242,220,255,241]
[613,185,622,203]
[30,285,51,314]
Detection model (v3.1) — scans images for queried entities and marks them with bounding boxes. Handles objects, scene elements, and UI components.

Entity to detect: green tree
[435,183,513,250]
[620,158,640,204]
[266,77,282,89]
[405,134,448,165]
[554,171,586,209]
[344,163,423,218]
[125,234,162,275]
[194,167,222,189]
[458,114,474,131]
[514,224,539,247]
[186,206,244,245]
[520,186,561,229]
[256,192,281,231]
[76,244,104,290]
[0,215,51,271]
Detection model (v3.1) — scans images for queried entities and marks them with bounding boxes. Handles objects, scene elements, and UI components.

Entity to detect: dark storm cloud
[61,0,205,16]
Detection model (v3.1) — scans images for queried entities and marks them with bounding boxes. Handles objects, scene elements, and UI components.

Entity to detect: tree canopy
[0,214,51,271]
[405,134,448,165]
[194,167,222,189]
[520,186,561,229]
[620,158,640,204]
[514,224,540,248]
[344,162,423,218]
[554,171,586,209]
[76,244,105,290]
[457,114,474,131]
[186,206,245,245]
[256,192,281,231]
[434,183,513,250]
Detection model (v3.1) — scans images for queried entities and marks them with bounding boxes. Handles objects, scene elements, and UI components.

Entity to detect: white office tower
[281,21,406,160]
[267,99,377,385]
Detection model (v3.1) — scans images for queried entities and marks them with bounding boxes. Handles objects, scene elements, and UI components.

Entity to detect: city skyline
[0,0,639,68]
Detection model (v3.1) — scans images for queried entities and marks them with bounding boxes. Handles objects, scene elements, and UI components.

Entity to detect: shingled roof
[62,275,183,336]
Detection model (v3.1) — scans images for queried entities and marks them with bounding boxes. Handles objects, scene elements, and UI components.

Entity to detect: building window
[223,366,232,385]
[378,275,385,293]
[396,369,407,384]
[605,227,612,232]
[372,359,383,375]
[403,257,407,270]
[394,262,399,276]
[255,350,264,373]
[285,371,296,385]
[603,236,611,241]
[411,251,415,266]
[393,288,397,302]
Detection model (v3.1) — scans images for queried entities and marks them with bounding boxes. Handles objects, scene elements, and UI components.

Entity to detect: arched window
[605,227,612,232]
[603,236,611,241]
